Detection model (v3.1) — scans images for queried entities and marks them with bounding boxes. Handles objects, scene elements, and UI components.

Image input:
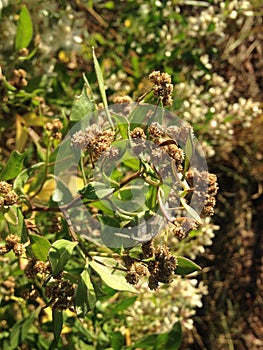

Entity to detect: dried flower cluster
[24,259,74,310]
[71,124,115,160]
[45,275,75,310]
[148,122,185,172]
[45,118,63,140]
[148,71,173,106]
[9,68,28,89]
[0,181,18,207]
[0,234,25,257]
[186,169,219,217]
[125,242,177,290]
[25,257,50,278]
[113,95,133,104]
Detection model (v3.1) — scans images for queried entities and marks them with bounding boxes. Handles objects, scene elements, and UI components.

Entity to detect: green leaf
[15,5,33,51]
[7,207,27,242]
[183,131,194,174]
[131,321,182,350]
[92,47,107,109]
[70,82,95,122]
[0,150,27,181]
[92,47,113,127]
[52,310,63,344]
[111,113,129,139]
[88,200,115,216]
[4,207,18,225]
[106,296,137,319]
[110,331,124,350]
[79,181,114,200]
[49,239,78,275]
[75,267,96,318]
[174,256,201,275]
[7,306,41,350]
[163,321,182,350]
[29,233,51,261]
[145,185,158,210]
[180,197,203,225]
[13,162,45,193]
[89,257,138,293]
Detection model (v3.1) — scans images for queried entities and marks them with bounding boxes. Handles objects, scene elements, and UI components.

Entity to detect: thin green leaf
[30,233,51,261]
[75,267,96,318]
[183,131,195,175]
[90,257,138,293]
[174,256,201,275]
[92,47,113,127]
[0,150,27,181]
[15,5,33,51]
[49,239,78,275]
[52,310,63,344]
[180,197,203,225]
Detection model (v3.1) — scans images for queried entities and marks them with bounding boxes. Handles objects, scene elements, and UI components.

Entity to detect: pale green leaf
[15,5,33,51]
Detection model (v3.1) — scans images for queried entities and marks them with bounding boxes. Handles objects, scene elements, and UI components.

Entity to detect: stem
[157,187,175,223]
[29,138,52,200]
[80,153,87,186]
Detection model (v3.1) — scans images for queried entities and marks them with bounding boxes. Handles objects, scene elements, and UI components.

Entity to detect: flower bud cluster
[9,69,28,89]
[186,169,219,217]
[125,242,177,290]
[25,258,50,278]
[0,181,18,207]
[71,124,115,160]
[0,234,25,257]
[45,274,75,310]
[45,118,63,140]
[149,71,173,106]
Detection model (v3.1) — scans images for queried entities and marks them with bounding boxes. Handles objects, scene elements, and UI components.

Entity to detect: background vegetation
[0,0,262,349]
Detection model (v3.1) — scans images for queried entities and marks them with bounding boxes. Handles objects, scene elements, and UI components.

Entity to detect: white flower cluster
[124,277,208,336]
[170,217,219,260]
[187,0,256,38]
[174,69,262,154]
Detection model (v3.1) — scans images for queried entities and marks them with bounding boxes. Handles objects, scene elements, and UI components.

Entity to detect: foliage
[0,1,261,349]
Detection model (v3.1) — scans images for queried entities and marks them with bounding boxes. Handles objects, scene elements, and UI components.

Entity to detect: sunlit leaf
[15,5,33,51]
[70,83,95,122]
[111,113,129,139]
[13,162,45,193]
[7,207,27,242]
[90,257,138,293]
[4,207,18,226]
[29,233,51,261]
[174,256,201,275]
[0,150,27,181]
[49,239,78,275]
[79,182,114,200]
[180,197,203,225]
